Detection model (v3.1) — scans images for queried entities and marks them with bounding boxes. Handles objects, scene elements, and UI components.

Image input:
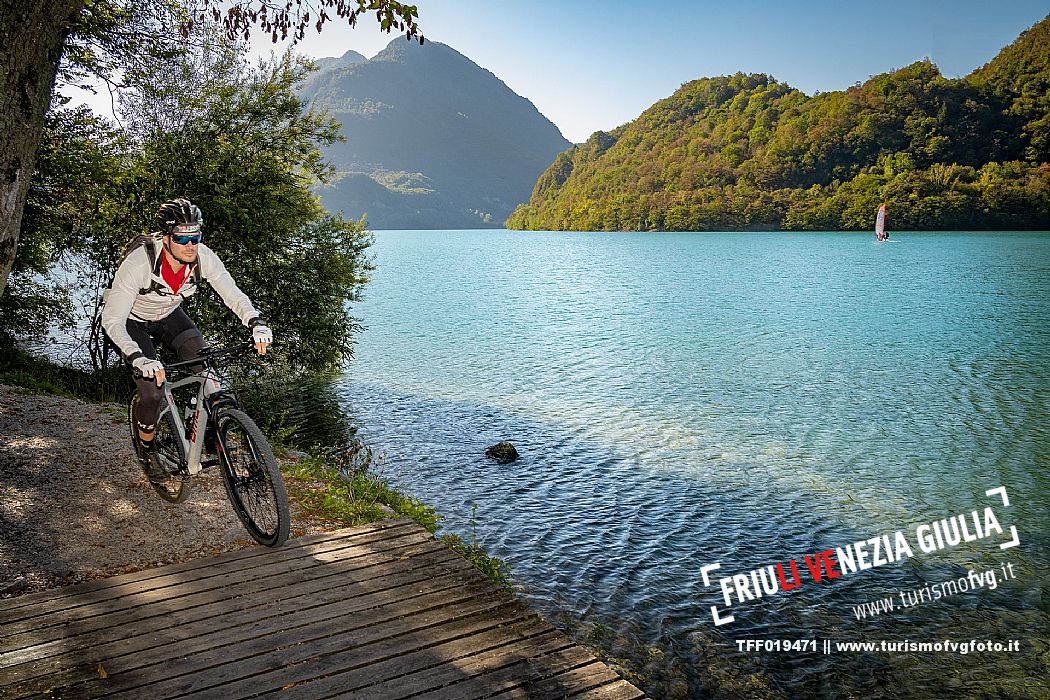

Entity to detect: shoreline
[0,381,671,693]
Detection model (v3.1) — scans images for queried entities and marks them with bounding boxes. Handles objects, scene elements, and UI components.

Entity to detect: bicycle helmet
[157,198,203,235]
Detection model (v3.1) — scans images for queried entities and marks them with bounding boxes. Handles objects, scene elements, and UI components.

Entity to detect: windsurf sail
[875,204,887,241]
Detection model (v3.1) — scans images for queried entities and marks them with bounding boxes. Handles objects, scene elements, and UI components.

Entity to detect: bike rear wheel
[215,408,289,547]
[129,390,191,503]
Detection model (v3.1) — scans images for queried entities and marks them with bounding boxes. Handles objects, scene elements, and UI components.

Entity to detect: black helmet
[158,198,203,234]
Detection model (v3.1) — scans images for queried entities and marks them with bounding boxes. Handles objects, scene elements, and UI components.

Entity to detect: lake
[293,229,1049,699]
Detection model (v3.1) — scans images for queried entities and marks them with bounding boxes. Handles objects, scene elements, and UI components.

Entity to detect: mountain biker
[101,198,272,482]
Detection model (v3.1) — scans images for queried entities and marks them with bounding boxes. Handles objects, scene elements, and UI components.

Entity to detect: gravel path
[0,383,337,597]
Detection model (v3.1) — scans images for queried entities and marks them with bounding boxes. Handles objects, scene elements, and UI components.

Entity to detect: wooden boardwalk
[0,519,645,699]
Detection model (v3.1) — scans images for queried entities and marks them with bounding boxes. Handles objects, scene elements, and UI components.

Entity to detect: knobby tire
[216,408,289,547]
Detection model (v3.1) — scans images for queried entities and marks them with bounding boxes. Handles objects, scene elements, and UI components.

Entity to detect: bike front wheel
[129,390,191,503]
[215,408,289,547]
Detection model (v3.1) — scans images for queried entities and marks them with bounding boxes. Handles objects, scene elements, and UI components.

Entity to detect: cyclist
[101,198,272,482]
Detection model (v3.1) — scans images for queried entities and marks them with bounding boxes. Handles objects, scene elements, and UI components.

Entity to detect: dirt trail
[0,383,333,596]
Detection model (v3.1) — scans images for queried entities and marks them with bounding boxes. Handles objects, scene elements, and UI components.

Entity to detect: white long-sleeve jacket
[101,238,261,358]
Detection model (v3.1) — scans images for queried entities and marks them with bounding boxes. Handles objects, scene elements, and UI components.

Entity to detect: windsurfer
[875,203,888,242]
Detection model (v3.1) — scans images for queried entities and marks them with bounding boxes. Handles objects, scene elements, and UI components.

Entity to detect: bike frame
[158,366,225,476]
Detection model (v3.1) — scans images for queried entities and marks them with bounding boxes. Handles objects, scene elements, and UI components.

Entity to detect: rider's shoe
[139,441,169,483]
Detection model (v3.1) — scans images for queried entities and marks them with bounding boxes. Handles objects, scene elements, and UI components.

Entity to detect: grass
[282,445,440,532]
[439,502,512,589]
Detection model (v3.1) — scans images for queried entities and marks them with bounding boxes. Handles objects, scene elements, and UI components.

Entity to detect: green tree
[118,37,374,372]
[132,49,374,370]
[0,106,125,347]
[0,0,423,297]
[8,29,377,375]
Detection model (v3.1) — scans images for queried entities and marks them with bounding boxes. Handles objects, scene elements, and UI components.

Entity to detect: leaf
[97,663,108,679]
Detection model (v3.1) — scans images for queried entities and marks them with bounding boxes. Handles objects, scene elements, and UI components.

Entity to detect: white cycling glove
[252,323,273,345]
[131,355,164,379]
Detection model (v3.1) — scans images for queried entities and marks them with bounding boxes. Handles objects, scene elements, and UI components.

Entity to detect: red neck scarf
[161,253,191,294]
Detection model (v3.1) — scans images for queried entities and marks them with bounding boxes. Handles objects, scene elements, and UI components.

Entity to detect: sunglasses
[171,233,202,245]
[170,223,202,245]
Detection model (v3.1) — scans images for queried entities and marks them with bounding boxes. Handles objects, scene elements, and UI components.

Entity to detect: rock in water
[485,441,518,464]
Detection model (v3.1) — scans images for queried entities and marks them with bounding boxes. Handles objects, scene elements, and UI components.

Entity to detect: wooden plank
[0,539,462,680]
[1,528,445,656]
[0,546,471,692]
[180,614,554,700]
[0,520,422,630]
[1,537,443,667]
[401,646,611,700]
[0,520,422,640]
[567,679,649,699]
[259,626,567,700]
[0,527,439,651]
[11,588,509,700]
[483,676,647,700]
[0,519,417,620]
[0,520,644,700]
[79,592,526,700]
[330,631,581,700]
[471,661,626,700]
[4,568,495,697]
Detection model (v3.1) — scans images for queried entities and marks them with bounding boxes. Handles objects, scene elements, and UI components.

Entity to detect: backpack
[87,233,203,371]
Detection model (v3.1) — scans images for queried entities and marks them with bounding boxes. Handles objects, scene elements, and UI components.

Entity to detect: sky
[68,1,1050,144]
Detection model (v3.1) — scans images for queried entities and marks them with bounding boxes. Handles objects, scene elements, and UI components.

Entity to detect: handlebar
[131,341,257,378]
[166,341,256,371]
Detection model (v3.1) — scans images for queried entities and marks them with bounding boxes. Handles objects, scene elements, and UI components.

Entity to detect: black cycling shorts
[124,307,204,360]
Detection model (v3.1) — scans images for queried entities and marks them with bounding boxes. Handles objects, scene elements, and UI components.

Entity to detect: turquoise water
[309,230,1048,698]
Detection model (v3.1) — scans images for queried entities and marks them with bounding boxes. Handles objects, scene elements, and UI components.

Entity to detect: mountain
[508,14,1050,232]
[299,40,572,229]
[307,48,367,75]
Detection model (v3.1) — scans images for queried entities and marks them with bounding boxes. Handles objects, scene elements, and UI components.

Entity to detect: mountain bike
[128,342,290,547]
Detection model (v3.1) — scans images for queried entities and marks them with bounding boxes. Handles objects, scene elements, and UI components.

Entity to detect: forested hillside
[507,14,1050,232]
